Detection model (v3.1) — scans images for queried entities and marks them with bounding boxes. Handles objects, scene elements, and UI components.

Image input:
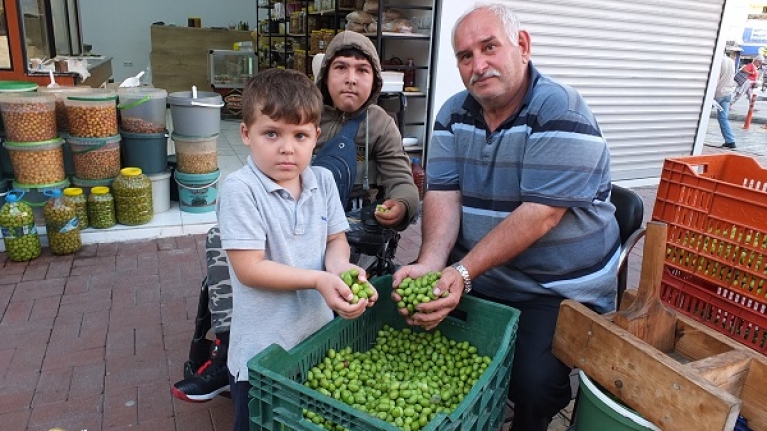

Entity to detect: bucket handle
[117,95,152,110]
[174,174,221,191]
[189,100,225,108]
[70,139,109,154]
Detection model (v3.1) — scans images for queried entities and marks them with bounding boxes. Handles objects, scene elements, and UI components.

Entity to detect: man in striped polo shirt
[393,3,620,430]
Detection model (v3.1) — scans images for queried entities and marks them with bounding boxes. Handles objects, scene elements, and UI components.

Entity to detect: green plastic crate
[247,275,520,431]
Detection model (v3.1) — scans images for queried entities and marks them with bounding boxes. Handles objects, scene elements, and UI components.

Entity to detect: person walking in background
[732,55,762,106]
[715,53,737,148]
[392,3,620,431]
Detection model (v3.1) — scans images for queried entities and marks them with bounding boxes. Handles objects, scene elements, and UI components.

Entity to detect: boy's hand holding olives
[315,267,377,320]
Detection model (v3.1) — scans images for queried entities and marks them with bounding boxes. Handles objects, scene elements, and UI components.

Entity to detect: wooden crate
[553,222,767,431]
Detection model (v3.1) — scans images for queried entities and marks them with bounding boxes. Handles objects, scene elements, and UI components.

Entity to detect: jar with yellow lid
[63,187,88,229]
[43,188,82,255]
[113,167,153,226]
[88,186,116,229]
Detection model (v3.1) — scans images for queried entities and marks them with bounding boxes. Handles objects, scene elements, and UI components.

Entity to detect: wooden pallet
[553,222,767,431]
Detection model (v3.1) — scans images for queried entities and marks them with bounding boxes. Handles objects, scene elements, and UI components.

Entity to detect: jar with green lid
[87,186,115,229]
[63,187,88,229]
[0,189,41,261]
[43,188,81,255]
[113,167,153,225]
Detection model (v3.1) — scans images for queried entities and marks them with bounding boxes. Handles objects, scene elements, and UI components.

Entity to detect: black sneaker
[171,339,230,402]
[721,142,736,149]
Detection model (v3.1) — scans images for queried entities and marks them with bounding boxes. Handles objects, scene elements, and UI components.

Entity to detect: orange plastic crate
[652,154,767,302]
[660,268,767,354]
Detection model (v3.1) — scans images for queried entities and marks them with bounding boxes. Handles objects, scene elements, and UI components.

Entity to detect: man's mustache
[470,69,501,85]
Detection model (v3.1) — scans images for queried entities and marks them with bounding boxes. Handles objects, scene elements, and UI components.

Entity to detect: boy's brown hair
[242,68,323,127]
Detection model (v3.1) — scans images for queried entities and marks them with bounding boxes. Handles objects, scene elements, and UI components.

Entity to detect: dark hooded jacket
[316,31,419,230]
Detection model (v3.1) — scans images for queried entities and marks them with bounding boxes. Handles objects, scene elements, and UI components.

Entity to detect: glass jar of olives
[63,187,88,229]
[43,188,82,255]
[113,167,153,225]
[0,189,41,261]
[87,186,116,229]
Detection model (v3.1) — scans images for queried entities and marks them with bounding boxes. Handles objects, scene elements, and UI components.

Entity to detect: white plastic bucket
[148,169,171,214]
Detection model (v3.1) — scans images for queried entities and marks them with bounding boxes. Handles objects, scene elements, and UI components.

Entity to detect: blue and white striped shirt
[428,63,620,313]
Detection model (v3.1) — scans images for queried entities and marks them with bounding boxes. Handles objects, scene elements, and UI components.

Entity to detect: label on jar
[1,223,37,239]
[57,217,80,234]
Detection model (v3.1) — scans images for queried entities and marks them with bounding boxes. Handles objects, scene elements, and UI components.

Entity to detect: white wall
[80,0,257,82]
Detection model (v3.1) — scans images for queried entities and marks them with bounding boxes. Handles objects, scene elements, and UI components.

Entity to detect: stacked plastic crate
[652,154,767,354]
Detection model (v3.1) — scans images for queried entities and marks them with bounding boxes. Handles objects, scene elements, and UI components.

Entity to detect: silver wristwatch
[451,262,472,294]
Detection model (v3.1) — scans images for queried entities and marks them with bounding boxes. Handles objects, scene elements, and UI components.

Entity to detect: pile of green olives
[395,272,446,316]
[302,326,491,431]
[340,268,376,304]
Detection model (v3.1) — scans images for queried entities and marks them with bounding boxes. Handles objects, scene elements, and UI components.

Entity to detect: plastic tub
[37,86,92,131]
[167,91,223,137]
[71,176,115,196]
[574,370,661,431]
[117,87,168,133]
[0,92,57,142]
[147,169,171,214]
[64,89,118,138]
[4,137,66,186]
[121,129,169,175]
[172,132,218,174]
[174,169,220,213]
[0,80,38,132]
[67,134,122,180]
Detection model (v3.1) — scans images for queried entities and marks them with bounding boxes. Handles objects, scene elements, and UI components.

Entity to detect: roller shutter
[431,0,726,181]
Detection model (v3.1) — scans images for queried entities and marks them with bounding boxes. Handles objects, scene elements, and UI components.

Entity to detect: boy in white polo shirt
[216,68,377,431]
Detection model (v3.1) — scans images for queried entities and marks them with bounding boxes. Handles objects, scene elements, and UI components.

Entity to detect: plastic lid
[120,167,143,177]
[171,132,220,142]
[37,86,92,95]
[4,189,23,203]
[3,136,65,148]
[45,188,63,198]
[63,187,83,197]
[412,157,420,164]
[66,134,121,146]
[0,92,55,104]
[12,177,70,191]
[91,186,110,195]
[117,87,168,99]
[67,89,117,101]
[0,80,38,92]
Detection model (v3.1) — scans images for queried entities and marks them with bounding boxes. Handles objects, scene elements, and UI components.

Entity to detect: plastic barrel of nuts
[37,86,93,132]
[0,80,39,132]
[3,137,66,186]
[172,133,219,174]
[117,87,168,133]
[0,92,58,142]
[67,134,122,180]
[64,89,118,138]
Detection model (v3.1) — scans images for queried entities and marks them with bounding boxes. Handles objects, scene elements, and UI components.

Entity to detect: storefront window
[21,0,52,66]
[0,0,12,69]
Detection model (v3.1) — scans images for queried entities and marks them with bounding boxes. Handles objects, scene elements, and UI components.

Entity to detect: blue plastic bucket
[174,169,220,213]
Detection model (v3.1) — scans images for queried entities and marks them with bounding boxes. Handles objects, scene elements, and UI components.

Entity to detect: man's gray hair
[451,2,522,51]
